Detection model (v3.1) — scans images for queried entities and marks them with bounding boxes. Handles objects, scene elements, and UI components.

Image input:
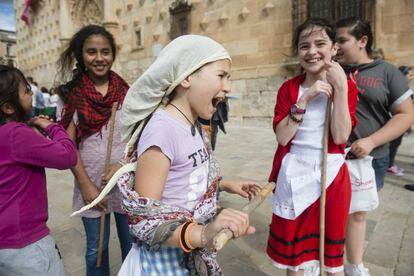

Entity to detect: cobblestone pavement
[46,123,414,276]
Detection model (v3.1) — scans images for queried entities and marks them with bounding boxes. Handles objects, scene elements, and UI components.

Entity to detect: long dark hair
[293,17,336,54]
[336,17,373,54]
[0,65,31,124]
[55,25,116,103]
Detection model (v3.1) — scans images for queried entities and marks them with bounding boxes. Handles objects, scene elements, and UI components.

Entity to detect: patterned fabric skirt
[266,164,351,273]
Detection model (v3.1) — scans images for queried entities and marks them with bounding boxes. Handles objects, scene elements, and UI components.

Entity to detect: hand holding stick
[212,182,274,251]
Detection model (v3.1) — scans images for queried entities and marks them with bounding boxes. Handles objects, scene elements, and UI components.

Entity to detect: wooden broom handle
[213,182,274,250]
[96,102,118,267]
[319,98,332,275]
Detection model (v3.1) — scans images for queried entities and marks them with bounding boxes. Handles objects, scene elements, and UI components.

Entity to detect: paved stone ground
[46,123,414,276]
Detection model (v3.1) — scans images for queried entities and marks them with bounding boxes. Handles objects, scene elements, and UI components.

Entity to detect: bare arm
[134,147,170,200]
[275,108,303,146]
[220,180,261,200]
[326,61,352,144]
[351,98,414,158]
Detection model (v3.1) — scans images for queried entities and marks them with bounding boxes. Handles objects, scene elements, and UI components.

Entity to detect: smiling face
[335,27,366,65]
[82,34,114,82]
[186,59,231,120]
[297,27,336,75]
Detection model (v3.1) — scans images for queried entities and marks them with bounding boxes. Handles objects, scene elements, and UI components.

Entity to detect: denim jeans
[81,213,132,276]
[372,155,389,192]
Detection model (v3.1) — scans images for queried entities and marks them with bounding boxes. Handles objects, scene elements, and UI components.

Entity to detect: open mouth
[212,96,225,107]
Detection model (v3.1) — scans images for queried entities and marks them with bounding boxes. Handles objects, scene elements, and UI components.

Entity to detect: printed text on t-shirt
[188,147,209,167]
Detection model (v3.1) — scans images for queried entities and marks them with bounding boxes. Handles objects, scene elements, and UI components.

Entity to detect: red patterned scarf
[60,71,129,142]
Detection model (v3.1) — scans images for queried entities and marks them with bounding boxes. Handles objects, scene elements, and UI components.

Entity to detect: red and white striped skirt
[267,164,351,272]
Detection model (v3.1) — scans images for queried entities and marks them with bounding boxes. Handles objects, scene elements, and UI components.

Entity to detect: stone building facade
[13,0,414,125]
[0,29,16,66]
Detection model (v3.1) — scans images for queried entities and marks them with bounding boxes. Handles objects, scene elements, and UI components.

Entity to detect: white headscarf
[121,35,231,155]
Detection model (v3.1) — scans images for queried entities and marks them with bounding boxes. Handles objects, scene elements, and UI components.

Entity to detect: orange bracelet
[184,222,196,250]
[177,223,188,252]
[178,221,194,253]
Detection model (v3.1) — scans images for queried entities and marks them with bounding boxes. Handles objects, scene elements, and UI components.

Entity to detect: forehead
[18,79,29,92]
[201,59,231,71]
[83,34,111,49]
[336,27,352,37]
[299,27,330,43]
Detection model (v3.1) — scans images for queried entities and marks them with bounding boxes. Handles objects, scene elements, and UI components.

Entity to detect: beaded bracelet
[200,223,210,248]
[288,111,303,124]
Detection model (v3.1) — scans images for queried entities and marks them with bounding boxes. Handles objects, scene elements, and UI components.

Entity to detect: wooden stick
[213,182,274,251]
[96,102,118,268]
[319,98,332,275]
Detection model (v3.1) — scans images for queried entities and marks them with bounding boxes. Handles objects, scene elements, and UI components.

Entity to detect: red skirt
[267,164,351,270]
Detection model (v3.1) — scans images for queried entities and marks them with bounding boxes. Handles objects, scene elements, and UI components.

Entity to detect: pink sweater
[0,122,76,248]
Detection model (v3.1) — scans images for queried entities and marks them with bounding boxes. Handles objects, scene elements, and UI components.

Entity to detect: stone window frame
[291,0,376,44]
[132,26,144,51]
[169,0,192,40]
[6,43,14,58]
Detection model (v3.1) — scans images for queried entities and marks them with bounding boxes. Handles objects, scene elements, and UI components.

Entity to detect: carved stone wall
[375,0,414,66]
[14,0,62,86]
[13,0,414,125]
[69,0,103,26]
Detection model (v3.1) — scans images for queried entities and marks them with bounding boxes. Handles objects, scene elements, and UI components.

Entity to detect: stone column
[59,0,72,43]
[103,0,120,43]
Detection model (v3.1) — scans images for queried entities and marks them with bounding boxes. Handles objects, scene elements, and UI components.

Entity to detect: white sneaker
[344,263,371,276]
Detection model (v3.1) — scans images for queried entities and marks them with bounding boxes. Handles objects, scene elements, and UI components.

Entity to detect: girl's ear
[331,42,338,58]
[0,103,15,116]
[180,75,191,89]
[358,35,369,49]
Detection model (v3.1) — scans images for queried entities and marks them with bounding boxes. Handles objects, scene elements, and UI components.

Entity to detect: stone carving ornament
[69,0,103,26]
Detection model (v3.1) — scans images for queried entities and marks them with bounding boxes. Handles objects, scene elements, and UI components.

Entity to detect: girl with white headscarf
[112,35,261,275]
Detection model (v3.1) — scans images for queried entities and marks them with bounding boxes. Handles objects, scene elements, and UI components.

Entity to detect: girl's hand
[350,137,376,158]
[325,60,347,91]
[28,115,53,130]
[80,180,107,211]
[30,126,47,137]
[204,208,255,247]
[101,162,122,185]
[302,80,333,103]
[221,180,261,200]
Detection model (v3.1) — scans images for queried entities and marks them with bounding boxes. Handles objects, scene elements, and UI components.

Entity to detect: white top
[30,84,38,107]
[272,86,345,219]
[42,93,50,106]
